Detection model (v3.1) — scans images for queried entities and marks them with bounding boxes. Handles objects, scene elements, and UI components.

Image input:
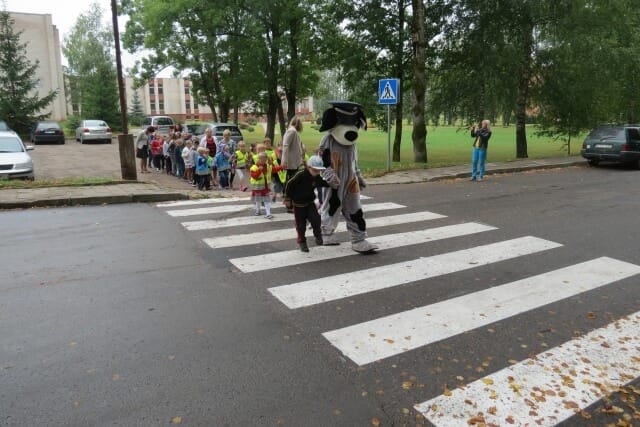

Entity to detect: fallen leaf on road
[170,416,182,424]
[371,417,381,426]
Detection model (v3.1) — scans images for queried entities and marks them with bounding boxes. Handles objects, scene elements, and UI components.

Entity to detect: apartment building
[10,12,67,121]
[126,76,314,123]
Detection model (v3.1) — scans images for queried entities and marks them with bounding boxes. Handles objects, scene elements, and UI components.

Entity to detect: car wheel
[587,159,599,167]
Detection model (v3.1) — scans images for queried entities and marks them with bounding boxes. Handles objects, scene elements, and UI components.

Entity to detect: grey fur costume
[318,101,377,253]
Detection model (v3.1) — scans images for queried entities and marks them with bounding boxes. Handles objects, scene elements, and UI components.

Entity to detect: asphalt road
[2,165,639,426]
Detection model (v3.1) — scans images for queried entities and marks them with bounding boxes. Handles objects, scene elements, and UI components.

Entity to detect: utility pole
[110,0,137,180]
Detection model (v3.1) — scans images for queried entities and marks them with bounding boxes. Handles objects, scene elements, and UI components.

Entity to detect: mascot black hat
[319,101,367,147]
[319,101,367,132]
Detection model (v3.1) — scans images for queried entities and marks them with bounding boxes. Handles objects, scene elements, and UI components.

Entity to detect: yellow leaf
[482,378,494,385]
[402,381,414,390]
[384,339,395,344]
[371,417,381,426]
[170,416,182,424]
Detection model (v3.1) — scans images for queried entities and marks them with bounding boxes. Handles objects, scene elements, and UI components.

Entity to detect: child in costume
[250,152,283,219]
[284,155,326,252]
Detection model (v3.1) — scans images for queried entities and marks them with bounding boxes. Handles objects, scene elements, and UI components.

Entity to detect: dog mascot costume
[318,101,378,253]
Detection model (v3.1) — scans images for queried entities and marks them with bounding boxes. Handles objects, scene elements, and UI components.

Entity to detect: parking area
[28,137,194,191]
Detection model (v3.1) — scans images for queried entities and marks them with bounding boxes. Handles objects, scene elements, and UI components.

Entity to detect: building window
[159,102,164,111]
[149,86,154,95]
[185,101,191,110]
[184,87,190,94]
[158,87,163,95]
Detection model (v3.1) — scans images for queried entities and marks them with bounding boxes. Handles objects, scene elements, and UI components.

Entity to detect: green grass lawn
[242,123,585,175]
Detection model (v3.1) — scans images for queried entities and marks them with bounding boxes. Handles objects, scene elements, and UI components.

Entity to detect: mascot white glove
[321,167,341,189]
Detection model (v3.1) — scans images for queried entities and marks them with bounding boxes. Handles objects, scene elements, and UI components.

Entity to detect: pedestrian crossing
[156,194,640,426]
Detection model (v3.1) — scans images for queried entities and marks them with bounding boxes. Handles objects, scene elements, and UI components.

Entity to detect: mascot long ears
[319,101,367,146]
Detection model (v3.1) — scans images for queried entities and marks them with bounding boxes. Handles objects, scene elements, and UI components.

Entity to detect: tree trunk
[515,20,534,159]
[392,0,407,162]
[285,16,300,123]
[411,0,427,163]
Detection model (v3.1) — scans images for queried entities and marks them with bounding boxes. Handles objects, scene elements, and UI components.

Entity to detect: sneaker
[315,237,323,246]
[265,214,274,219]
[477,177,483,181]
[470,177,476,181]
[254,211,260,216]
[299,242,309,252]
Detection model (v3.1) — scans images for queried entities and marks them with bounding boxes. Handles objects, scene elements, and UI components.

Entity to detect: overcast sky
[7,0,139,70]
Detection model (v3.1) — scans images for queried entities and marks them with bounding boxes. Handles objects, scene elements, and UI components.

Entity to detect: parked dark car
[30,121,65,144]
[581,125,640,168]
[194,123,244,146]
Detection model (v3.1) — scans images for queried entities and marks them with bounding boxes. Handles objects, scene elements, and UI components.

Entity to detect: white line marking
[268,236,561,309]
[181,202,405,231]
[323,257,640,365]
[167,203,258,217]
[203,211,446,249]
[157,194,371,208]
[157,197,250,207]
[234,222,496,273]
[415,310,640,427]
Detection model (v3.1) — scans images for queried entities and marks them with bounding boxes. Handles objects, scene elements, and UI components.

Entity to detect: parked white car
[75,120,112,144]
[0,131,34,179]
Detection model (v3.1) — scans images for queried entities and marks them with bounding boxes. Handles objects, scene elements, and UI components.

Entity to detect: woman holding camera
[470,120,492,181]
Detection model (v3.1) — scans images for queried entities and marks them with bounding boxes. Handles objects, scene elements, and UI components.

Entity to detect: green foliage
[65,114,82,134]
[128,90,145,127]
[0,11,57,134]
[63,3,120,128]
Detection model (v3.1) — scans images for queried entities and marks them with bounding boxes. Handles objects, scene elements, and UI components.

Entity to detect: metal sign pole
[387,105,391,172]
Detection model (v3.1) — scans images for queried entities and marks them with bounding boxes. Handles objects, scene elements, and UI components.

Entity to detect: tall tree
[128,89,145,127]
[63,2,120,127]
[0,11,57,135]
[122,0,323,141]
[331,0,412,161]
[410,0,427,162]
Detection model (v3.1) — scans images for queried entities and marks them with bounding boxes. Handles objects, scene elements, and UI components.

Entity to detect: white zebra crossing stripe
[415,310,640,427]
[233,222,497,273]
[157,196,250,208]
[167,203,259,216]
[157,194,372,208]
[203,211,447,249]
[268,236,561,309]
[181,202,405,231]
[323,257,640,366]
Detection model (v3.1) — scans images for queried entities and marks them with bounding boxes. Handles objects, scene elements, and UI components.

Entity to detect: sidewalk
[0,155,585,209]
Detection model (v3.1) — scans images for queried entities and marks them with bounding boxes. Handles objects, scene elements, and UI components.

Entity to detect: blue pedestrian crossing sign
[378,78,399,105]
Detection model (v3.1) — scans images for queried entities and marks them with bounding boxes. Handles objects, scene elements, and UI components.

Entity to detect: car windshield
[0,136,24,152]
[214,127,242,137]
[588,127,625,140]
[37,122,60,130]
[155,118,173,126]
[85,120,107,127]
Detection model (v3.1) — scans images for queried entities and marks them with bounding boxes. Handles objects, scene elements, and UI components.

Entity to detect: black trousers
[294,203,321,243]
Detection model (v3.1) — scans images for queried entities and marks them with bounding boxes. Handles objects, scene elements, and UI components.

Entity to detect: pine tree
[128,90,144,127]
[0,11,57,135]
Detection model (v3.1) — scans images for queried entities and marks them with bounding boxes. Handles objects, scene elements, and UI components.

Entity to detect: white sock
[255,202,261,214]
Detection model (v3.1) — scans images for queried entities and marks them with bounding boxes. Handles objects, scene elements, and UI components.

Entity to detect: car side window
[626,128,640,141]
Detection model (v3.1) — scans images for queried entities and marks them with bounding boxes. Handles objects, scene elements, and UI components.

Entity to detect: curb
[0,191,188,210]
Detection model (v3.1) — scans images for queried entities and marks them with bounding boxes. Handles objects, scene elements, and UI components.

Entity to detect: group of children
[137,124,328,253]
